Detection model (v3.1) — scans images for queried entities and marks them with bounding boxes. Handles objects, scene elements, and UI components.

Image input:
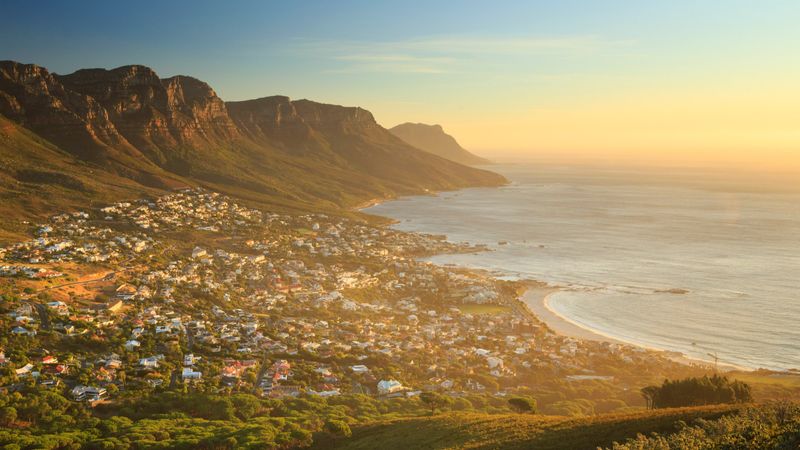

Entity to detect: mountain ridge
[0,60,505,234]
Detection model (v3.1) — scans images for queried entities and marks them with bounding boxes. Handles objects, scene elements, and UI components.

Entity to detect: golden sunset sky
[3,1,799,169]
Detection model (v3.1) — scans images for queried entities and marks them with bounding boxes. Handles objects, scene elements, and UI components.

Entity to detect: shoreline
[521,286,627,346]
[520,285,749,372]
[362,188,754,373]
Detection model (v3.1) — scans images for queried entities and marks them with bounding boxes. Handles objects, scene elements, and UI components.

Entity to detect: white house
[350,364,369,373]
[182,367,202,380]
[377,379,404,395]
[71,385,107,401]
[138,356,160,369]
[11,326,36,336]
[486,356,504,369]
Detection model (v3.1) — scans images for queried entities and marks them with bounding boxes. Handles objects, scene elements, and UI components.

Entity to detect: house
[486,356,504,369]
[183,354,200,366]
[11,326,36,336]
[40,378,62,389]
[104,356,123,370]
[115,284,137,300]
[15,363,35,377]
[269,385,301,398]
[182,367,202,380]
[308,387,340,397]
[97,300,124,313]
[350,364,369,374]
[131,327,145,338]
[124,340,141,351]
[47,301,67,311]
[377,379,404,395]
[71,385,107,402]
[221,365,242,380]
[138,356,161,369]
[42,364,69,376]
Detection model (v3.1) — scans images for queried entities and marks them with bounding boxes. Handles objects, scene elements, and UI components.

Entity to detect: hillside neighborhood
[1,189,695,412]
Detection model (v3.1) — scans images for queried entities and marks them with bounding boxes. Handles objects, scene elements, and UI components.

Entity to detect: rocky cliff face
[227,96,321,154]
[0,61,145,165]
[58,66,240,171]
[0,60,506,220]
[390,122,491,165]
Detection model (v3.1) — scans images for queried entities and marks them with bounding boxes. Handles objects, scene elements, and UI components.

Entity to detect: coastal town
[0,189,702,415]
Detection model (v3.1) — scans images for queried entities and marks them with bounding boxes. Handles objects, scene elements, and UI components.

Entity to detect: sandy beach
[521,285,746,371]
[522,286,628,345]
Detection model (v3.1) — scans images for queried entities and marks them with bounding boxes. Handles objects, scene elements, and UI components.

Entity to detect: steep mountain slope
[0,60,506,226]
[228,97,504,196]
[0,113,164,240]
[0,61,178,188]
[390,122,491,165]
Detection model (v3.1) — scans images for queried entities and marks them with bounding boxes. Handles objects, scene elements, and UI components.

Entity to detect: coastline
[521,286,627,346]
[362,189,752,373]
[520,284,748,372]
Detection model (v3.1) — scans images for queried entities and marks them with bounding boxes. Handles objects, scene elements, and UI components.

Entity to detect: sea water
[365,163,800,371]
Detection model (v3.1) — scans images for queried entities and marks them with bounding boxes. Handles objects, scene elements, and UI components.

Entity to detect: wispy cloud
[324,54,455,74]
[292,35,632,74]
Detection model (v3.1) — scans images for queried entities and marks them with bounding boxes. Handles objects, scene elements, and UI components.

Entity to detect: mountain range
[389,122,491,166]
[0,61,504,237]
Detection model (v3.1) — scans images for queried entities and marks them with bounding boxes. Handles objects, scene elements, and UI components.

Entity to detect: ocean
[365,163,800,371]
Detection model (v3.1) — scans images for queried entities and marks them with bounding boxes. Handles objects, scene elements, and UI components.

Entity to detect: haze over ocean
[366,164,800,371]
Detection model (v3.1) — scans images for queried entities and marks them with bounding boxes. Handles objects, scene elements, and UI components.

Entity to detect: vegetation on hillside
[313,405,743,450]
[0,387,559,449]
[610,402,800,450]
[641,375,752,409]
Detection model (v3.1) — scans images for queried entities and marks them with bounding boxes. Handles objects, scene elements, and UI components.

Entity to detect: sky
[2,0,799,170]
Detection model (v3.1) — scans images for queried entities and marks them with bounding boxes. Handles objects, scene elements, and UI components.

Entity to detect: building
[377,379,404,395]
[182,367,202,380]
[71,385,107,402]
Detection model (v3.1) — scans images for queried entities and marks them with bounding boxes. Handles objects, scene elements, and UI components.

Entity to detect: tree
[231,394,261,420]
[452,397,474,411]
[642,375,752,409]
[0,406,17,427]
[324,419,352,438]
[419,392,453,414]
[641,385,659,410]
[508,397,536,414]
[242,370,257,385]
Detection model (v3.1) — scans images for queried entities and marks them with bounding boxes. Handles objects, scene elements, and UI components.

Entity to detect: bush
[508,397,536,414]
[324,419,352,438]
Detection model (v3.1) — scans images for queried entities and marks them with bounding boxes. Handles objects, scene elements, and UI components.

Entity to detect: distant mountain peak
[390,122,491,165]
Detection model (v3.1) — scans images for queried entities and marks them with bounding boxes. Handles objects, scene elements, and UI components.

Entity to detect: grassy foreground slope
[314,405,740,450]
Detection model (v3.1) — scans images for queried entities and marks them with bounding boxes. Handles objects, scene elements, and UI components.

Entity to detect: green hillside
[0,114,168,241]
[313,405,742,450]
